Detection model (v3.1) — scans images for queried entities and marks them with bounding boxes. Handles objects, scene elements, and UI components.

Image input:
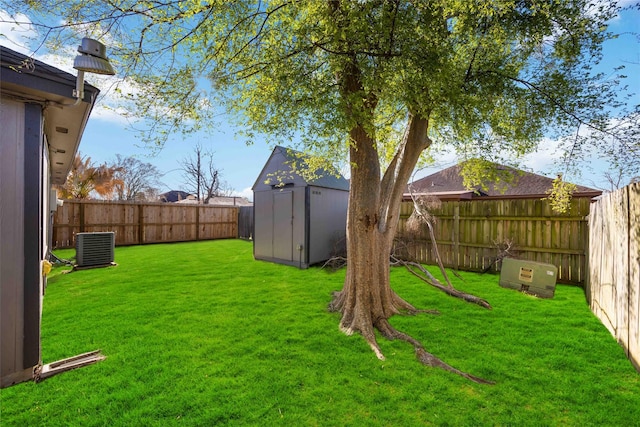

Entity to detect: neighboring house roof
[408,163,602,200]
[159,190,193,202]
[207,196,253,206]
[252,145,349,192]
[160,191,252,205]
[174,196,253,206]
[0,45,100,185]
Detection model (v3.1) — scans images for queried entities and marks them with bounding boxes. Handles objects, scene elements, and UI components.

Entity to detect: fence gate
[238,206,254,240]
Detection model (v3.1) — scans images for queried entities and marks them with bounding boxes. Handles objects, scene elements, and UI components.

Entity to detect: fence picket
[53,200,239,248]
[396,197,591,284]
[588,183,640,371]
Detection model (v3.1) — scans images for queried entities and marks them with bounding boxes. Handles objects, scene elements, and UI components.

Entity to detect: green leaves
[9,0,630,177]
[545,174,578,213]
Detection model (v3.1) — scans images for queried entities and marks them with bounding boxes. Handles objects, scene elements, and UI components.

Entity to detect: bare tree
[602,170,640,192]
[216,181,236,197]
[112,155,163,201]
[180,144,221,204]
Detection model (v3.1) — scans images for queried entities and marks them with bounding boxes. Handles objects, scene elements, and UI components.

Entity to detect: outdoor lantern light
[71,37,115,105]
[73,38,115,75]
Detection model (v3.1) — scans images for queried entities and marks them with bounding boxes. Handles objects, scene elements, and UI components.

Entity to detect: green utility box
[499,257,558,298]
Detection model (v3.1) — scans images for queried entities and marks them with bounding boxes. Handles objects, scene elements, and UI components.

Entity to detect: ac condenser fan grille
[76,232,115,267]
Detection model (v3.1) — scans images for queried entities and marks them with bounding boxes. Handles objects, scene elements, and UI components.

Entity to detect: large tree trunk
[329,125,395,358]
[329,115,431,358]
[327,111,493,383]
[326,36,491,382]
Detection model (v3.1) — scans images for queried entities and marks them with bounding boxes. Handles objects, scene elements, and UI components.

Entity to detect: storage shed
[1,44,103,387]
[252,146,349,268]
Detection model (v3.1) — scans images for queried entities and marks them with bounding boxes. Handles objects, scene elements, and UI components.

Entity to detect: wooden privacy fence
[587,183,639,371]
[53,200,239,248]
[395,197,593,284]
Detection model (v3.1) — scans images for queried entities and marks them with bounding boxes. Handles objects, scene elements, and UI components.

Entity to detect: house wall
[1,100,46,388]
[307,186,348,265]
[1,99,28,386]
[24,102,45,375]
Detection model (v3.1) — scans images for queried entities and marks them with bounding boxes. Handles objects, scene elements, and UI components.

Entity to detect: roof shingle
[409,162,600,199]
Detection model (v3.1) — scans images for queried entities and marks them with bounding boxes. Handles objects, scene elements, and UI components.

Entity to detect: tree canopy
[5,1,634,174]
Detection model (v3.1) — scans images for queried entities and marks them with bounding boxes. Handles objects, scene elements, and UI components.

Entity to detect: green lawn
[2,239,639,426]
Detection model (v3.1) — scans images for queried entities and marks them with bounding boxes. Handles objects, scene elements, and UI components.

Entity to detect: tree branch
[391,255,492,310]
[477,69,616,137]
[379,113,431,243]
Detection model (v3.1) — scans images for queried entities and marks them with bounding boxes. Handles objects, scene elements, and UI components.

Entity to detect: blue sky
[1,5,638,198]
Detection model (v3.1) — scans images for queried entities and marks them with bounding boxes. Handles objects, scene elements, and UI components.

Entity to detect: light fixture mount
[69,37,116,105]
[73,38,115,76]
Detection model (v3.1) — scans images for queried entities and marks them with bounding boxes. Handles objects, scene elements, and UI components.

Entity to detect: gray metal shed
[1,45,100,388]
[252,146,349,268]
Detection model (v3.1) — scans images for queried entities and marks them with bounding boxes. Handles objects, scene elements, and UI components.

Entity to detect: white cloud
[236,187,254,201]
[90,103,133,124]
[39,48,78,72]
[37,49,137,125]
[589,0,635,21]
[0,11,37,54]
[410,137,590,184]
[87,76,142,124]
[520,138,564,175]
[411,146,459,182]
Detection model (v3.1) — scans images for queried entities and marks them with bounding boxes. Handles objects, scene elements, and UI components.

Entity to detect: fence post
[79,202,85,233]
[196,205,200,241]
[138,204,144,244]
[584,209,591,304]
[453,203,460,270]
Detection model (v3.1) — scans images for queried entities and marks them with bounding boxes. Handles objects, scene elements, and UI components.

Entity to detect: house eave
[0,46,100,185]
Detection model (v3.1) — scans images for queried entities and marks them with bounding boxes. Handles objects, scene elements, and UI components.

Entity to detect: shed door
[273,191,293,261]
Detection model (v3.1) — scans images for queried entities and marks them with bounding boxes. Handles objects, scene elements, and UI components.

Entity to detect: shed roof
[408,162,601,200]
[252,146,349,192]
[0,45,100,185]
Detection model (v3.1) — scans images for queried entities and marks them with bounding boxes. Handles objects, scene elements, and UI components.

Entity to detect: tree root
[326,254,491,310]
[392,256,492,310]
[391,291,440,316]
[330,290,493,384]
[375,319,495,385]
[321,256,347,271]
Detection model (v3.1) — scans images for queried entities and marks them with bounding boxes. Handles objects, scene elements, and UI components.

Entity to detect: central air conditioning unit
[499,257,558,298]
[76,232,115,268]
